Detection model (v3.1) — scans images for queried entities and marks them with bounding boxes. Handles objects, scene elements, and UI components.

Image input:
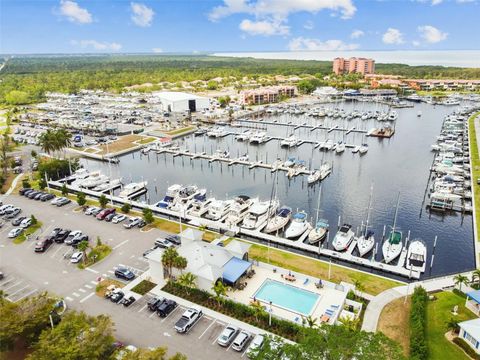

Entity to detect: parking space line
[241,344,250,357]
[50,245,64,259]
[107,270,114,274]
[15,288,38,302]
[3,280,23,291]
[84,284,92,289]
[79,292,95,303]
[78,288,86,293]
[90,280,98,285]
[0,277,16,286]
[113,240,129,250]
[65,296,74,302]
[7,285,29,298]
[138,304,148,313]
[85,267,99,274]
[149,311,157,319]
[72,292,80,297]
[226,340,235,352]
[199,319,216,340]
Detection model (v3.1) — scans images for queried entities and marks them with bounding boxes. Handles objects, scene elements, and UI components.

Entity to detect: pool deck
[227,262,349,325]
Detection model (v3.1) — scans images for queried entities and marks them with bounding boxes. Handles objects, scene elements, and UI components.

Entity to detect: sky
[1,0,480,54]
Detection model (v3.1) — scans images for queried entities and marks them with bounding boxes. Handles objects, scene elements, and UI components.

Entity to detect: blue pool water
[253,279,319,315]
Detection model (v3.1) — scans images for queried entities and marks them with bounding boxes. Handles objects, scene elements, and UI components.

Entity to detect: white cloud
[152,48,163,53]
[288,37,359,51]
[382,28,404,44]
[130,2,154,27]
[59,0,92,24]
[71,40,122,51]
[350,29,364,39]
[418,25,448,43]
[431,0,443,5]
[412,40,421,46]
[239,19,289,36]
[304,20,314,30]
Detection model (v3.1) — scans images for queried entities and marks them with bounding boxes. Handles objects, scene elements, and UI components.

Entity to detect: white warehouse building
[153,91,210,113]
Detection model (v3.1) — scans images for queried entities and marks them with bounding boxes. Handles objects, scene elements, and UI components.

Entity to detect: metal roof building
[153,91,210,113]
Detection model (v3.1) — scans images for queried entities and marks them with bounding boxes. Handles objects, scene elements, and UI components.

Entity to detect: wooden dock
[233,119,368,134]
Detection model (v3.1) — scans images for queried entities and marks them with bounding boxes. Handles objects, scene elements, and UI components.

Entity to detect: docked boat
[280,135,298,148]
[406,239,427,273]
[335,141,345,153]
[357,184,375,257]
[156,184,183,208]
[249,131,268,144]
[308,219,328,244]
[359,143,369,154]
[79,174,109,189]
[205,199,233,221]
[332,224,355,251]
[241,200,278,230]
[351,145,360,153]
[92,178,122,192]
[175,185,200,204]
[188,196,212,217]
[263,206,292,234]
[118,181,147,199]
[323,139,334,151]
[215,149,230,159]
[285,211,310,239]
[237,153,249,162]
[235,130,252,141]
[382,194,403,264]
[283,156,296,167]
[319,163,332,180]
[307,170,321,184]
[224,196,255,226]
[194,128,207,136]
[387,111,398,121]
[64,168,94,184]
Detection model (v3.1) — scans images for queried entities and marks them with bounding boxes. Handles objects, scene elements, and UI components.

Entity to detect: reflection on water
[82,101,475,278]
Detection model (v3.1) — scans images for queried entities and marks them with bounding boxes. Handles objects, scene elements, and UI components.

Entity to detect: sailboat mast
[392,193,400,233]
[364,183,374,237]
[315,185,322,225]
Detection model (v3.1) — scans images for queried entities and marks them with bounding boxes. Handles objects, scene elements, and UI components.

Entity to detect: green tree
[142,208,154,224]
[250,299,266,321]
[212,280,227,304]
[177,272,197,295]
[96,236,102,247]
[5,90,31,105]
[76,192,86,206]
[61,183,68,196]
[26,311,115,360]
[77,240,89,264]
[30,215,38,225]
[207,80,218,90]
[31,149,37,158]
[122,347,187,360]
[454,274,469,292]
[471,269,480,287]
[38,177,47,190]
[173,255,187,274]
[446,318,460,334]
[121,203,131,213]
[161,247,179,279]
[98,194,108,208]
[301,315,318,329]
[22,179,31,189]
[0,134,11,178]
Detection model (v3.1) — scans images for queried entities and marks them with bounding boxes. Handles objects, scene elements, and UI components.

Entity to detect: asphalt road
[0,195,250,360]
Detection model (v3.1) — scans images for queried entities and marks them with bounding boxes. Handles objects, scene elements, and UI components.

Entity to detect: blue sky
[1,0,479,54]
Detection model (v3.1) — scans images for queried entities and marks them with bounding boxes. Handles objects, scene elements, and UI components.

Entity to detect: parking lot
[0,195,253,359]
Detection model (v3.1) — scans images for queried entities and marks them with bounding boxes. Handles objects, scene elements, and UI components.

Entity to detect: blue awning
[467,290,480,304]
[222,257,252,284]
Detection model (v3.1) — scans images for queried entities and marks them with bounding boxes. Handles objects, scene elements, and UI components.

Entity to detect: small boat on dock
[406,239,427,273]
[205,199,233,221]
[224,196,255,226]
[241,199,278,230]
[194,128,207,136]
[332,224,355,251]
[307,170,321,184]
[264,206,292,234]
[156,184,183,208]
[285,211,310,239]
[235,130,252,141]
[382,194,403,264]
[283,156,296,167]
[118,181,148,200]
[335,141,346,153]
[308,219,329,244]
[359,143,369,154]
[351,145,360,153]
[249,131,268,144]
[280,135,299,148]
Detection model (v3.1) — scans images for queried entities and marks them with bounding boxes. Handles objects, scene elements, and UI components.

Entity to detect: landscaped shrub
[131,280,156,295]
[163,281,301,341]
[453,337,480,360]
[410,286,428,360]
[453,288,467,299]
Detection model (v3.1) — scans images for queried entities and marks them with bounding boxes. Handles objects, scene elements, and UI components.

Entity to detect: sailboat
[382,194,403,264]
[308,186,329,244]
[356,184,375,257]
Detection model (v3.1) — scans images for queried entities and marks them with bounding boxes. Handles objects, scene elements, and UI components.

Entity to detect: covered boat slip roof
[153,91,208,101]
[467,290,480,305]
[222,257,252,285]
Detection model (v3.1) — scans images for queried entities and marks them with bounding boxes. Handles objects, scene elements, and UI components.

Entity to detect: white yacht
[319,163,332,180]
[175,185,200,205]
[357,185,375,257]
[359,143,369,154]
[307,170,321,184]
[283,157,296,167]
[387,111,398,121]
[263,206,292,234]
[332,224,355,251]
[188,195,212,217]
[118,181,147,199]
[249,131,268,144]
[65,168,92,183]
[92,178,122,192]
[351,145,360,153]
[406,239,427,273]
[335,141,346,153]
[156,184,183,209]
[206,199,233,221]
[207,127,228,138]
[323,139,334,151]
[241,200,278,230]
[308,219,329,244]
[79,174,109,189]
[280,135,298,148]
[382,194,403,264]
[235,130,252,141]
[224,196,255,226]
[285,211,310,239]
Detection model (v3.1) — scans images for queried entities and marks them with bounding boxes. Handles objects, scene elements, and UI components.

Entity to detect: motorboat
[224,196,255,226]
[357,184,375,257]
[249,131,268,144]
[284,211,310,239]
[263,206,292,234]
[207,127,228,138]
[307,170,321,184]
[205,199,233,221]
[359,143,369,154]
[308,219,329,244]
[387,111,398,121]
[319,163,332,180]
[215,149,230,159]
[92,178,122,192]
[65,168,96,184]
[323,139,334,151]
[188,196,212,217]
[118,181,147,200]
[235,130,252,141]
[332,224,355,251]
[382,194,403,264]
[79,174,109,189]
[156,184,183,208]
[241,199,278,230]
[237,154,249,162]
[280,135,298,148]
[351,145,360,153]
[335,141,346,153]
[194,128,207,136]
[283,157,296,167]
[175,185,200,204]
[406,239,427,273]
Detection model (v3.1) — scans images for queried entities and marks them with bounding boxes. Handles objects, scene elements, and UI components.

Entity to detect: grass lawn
[378,296,412,356]
[1,172,18,194]
[131,279,157,295]
[79,244,112,268]
[13,221,43,244]
[202,231,219,242]
[426,291,477,360]
[137,137,156,145]
[97,134,144,155]
[163,126,195,136]
[95,279,124,297]
[247,243,402,295]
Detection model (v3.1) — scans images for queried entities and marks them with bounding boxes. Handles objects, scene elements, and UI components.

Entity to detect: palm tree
[471,269,480,287]
[353,279,364,298]
[339,316,360,331]
[177,272,197,295]
[446,318,460,334]
[77,240,90,264]
[301,315,318,328]
[250,300,266,321]
[173,256,187,274]
[212,280,227,304]
[454,274,469,292]
[161,247,179,279]
[39,130,57,155]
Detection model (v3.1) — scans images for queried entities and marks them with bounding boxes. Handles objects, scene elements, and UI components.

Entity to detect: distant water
[213,50,480,68]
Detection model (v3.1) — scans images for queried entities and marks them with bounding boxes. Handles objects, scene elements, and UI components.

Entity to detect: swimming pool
[253,279,320,315]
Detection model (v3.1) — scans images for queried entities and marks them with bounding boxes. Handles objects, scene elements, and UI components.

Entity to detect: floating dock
[233,119,368,134]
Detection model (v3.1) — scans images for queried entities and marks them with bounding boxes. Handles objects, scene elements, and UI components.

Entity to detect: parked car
[112,214,126,224]
[217,325,239,347]
[96,208,115,220]
[246,334,265,359]
[4,208,21,219]
[40,193,55,202]
[157,299,177,317]
[147,296,165,311]
[123,217,141,229]
[110,290,125,303]
[174,307,203,333]
[137,219,147,228]
[154,238,174,249]
[19,188,31,195]
[34,192,45,200]
[20,218,32,228]
[34,237,53,252]
[56,198,71,207]
[85,206,101,215]
[8,227,23,238]
[165,235,181,245]
[121,296,136,307]
[27,191,40,199]
[114,267,135,281]
[104,285,118,299]
[65,230,83,245]
[71,234,88,247]
[104,212,116,222]
[232,330,251,352]
[54,229,70,243]
[70,252,83,263]
[12,216,26,226]
[0,204,15,215]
